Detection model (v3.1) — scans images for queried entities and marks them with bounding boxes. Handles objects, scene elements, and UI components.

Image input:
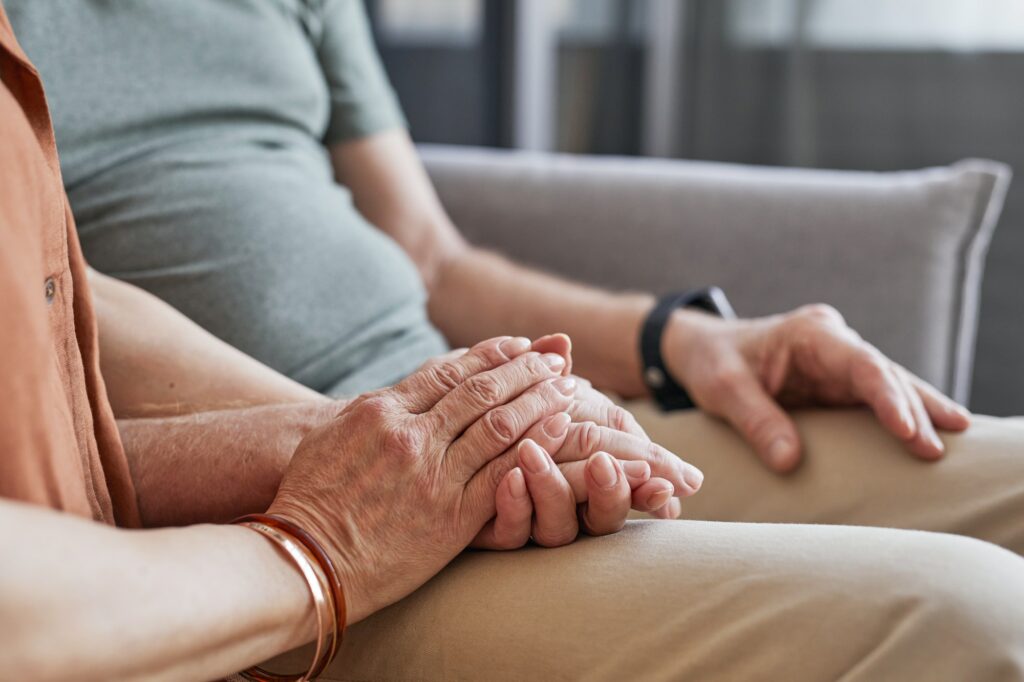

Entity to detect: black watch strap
[640,287,734,411]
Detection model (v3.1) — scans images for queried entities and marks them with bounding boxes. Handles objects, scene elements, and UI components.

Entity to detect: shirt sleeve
[315,0,408,145]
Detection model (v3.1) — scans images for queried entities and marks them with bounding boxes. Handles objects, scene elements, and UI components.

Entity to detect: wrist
[594,294,655,398]
[235,513,349,678]
[224,524,319,648]
[265,497,369,627]
[660,308,715,393]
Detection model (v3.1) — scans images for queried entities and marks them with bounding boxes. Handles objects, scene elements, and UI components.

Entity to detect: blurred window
[729,0,1024,51]
[549,0,647,42]
[550,0,649,154]
[375,0,482,45]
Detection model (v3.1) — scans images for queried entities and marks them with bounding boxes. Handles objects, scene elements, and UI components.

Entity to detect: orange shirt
[0,6,139,527]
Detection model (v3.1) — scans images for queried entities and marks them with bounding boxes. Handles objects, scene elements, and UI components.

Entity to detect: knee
[891,533,1024,678]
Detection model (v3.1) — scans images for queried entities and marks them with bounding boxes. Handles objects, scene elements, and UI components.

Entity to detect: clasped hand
[269,335,700,624]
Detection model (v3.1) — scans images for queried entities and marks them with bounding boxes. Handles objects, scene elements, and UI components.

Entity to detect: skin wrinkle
[117,402,340,526]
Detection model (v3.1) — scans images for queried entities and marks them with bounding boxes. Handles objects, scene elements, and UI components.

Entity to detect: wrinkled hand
[530,334,703,520]
[422,337,703,539]
[269,336,573,624]
[663,304,972,472]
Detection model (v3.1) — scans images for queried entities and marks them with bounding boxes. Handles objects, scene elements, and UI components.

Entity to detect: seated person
[2,11,688,680]
[4,2,1024,680]
[6,0,977,472]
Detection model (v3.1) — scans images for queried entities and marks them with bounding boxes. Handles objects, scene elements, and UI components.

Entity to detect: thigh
[628,403,1024,554]
[262,521,1024,682]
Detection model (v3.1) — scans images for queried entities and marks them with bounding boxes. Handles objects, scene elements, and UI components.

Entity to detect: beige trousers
[271,408,1024,681]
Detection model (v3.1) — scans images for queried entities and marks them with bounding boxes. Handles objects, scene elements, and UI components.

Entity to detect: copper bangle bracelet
[240,513,348,643]
[234,514,346,681]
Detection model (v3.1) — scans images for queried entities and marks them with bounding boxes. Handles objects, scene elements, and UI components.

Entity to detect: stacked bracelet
[234,513,347,681]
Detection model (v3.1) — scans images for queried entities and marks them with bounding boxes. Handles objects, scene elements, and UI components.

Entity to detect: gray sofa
[420,145,1011,404]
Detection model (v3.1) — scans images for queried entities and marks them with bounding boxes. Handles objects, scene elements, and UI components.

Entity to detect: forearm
[429,247,653,397]
[331,131,653,397]
[0,499,313,682]
[119,401,342,527]
[90,269,326,417]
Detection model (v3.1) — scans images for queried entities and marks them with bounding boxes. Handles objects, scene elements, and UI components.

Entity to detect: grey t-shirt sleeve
[315,0,407,145]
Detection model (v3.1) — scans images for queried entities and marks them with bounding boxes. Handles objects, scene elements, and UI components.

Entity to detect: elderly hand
[269,336,575,624]
[663,304,972,472]
[417,338,702,546]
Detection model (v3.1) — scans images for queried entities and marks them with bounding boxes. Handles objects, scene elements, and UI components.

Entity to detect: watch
[640,286,736,411]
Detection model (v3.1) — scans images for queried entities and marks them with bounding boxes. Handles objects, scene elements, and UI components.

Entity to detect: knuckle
[606,405,633,433]
[800,303,844,324]
[574,421,604,455]
[354,394,392,420]
[645,441,671,468]
[379,421,424,463]
[523,352,551,376]
[851,350,888,384]
[426,362,464,393]
[482,407,520,449]
[534,523,579,548]
[464,373,504,407]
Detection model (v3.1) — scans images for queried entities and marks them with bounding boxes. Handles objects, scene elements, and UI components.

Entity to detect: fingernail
[552,377,576,396]
[508,468,527,499]
[519,439,550,474]
[646,488,673,510]
[499,337,531,357]
[542,412,571,439]
[683,465,704,491]
[590,452,619,489]
[621,460,650,481]
[769,438,792,468]
[540,353,566,371]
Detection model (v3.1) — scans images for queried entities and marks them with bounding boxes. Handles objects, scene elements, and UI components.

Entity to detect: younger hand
[531,333,702,520]
[471,438,669,549]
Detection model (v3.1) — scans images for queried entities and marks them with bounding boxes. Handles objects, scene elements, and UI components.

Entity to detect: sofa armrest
[419,144,1011,403]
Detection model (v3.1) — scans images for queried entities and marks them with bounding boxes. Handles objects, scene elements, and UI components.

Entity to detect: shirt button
[44,277,56,305]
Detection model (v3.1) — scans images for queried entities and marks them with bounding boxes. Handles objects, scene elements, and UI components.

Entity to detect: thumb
[715,370,802,472]
[532,333,573,376]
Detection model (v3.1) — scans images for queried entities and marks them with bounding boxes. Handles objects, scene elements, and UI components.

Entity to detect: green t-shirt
[8,0,448,395]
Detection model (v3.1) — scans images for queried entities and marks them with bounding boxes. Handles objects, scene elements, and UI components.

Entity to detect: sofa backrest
[421,145,1011,403]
